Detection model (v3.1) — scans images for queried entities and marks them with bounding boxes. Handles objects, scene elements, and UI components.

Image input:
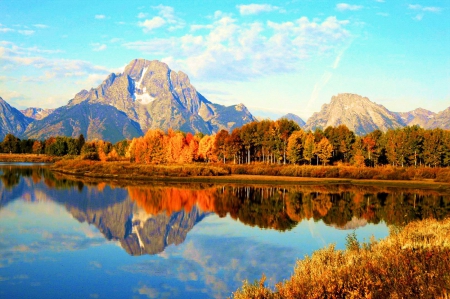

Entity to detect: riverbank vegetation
[2,119,450,182]
[232,217,450,299]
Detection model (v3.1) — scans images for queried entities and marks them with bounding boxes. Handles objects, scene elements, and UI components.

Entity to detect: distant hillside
[20,107,54,121]
[24,102,143,143]
[0,97,33,139]
[304,93,405,135]
[280,113,305,127]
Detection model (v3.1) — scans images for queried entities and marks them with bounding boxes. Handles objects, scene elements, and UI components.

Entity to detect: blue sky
[0,0,449,120]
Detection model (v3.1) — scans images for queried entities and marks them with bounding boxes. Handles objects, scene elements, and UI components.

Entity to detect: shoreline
[0,156,448,190]
[51,168,450,191]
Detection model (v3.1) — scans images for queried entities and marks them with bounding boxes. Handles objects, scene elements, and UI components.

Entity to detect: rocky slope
[395,108,436,128]
[280,113,305,127]
[425,107,450,129]
[20,107,54,121]
[66,58,256,135]
[0,97,33,139]
[304,93,405,135]
[24,101,143,143]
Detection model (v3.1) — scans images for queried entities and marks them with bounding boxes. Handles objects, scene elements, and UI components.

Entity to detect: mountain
[304,93,405,135]
[425,107,450,130]
[0,97,33,139]
[66,58,256,136]
[395,108,436,128]
[20,107,54,120]
[280,113,305,127]
[24,101,143,143]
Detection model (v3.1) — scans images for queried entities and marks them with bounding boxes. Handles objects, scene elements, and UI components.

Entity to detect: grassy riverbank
[0,153,60,163]
[233,217,450,299]
[49,159,450,184]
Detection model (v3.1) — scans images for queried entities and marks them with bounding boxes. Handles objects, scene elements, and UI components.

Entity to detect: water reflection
[0,166,449,257]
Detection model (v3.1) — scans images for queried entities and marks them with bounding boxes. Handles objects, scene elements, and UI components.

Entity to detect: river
[0,165,449,298]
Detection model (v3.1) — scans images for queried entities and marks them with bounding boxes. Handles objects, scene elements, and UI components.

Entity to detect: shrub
[232,217,450,299]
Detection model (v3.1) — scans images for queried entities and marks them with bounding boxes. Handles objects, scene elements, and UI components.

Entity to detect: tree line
[2,119,450,167]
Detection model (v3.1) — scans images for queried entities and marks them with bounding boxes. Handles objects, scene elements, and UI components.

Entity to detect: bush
[233,218,450,299]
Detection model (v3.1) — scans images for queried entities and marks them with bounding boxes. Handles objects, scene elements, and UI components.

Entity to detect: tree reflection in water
[1,165,449,256]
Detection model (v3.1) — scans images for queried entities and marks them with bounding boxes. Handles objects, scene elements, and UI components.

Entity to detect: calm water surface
[1,165,449,298]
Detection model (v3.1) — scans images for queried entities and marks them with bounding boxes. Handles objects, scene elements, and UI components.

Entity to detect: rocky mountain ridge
[1,63,450,140]
[20,107,55,121]
[304,93,450,135]
[0,97,33,139]
[66,59,256,135]
[304,93,405,135]
[280,113,306,127]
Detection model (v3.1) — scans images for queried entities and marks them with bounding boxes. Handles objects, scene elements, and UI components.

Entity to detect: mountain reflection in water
[1,166,450,257]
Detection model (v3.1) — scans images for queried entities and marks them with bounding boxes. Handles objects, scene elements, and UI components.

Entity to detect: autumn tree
[303,133,315,165]
[316,137,333,165]
[198,135,216,162]
[287,130,305,164]
[32,140,43,155]
[214,130,229,163]
[2,134,20,153]
[276,118,301,164]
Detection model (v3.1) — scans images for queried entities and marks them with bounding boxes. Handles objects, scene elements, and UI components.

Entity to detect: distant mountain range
[301,93,450,135]
[0,60,449,140]
[0,59,256,142]
[280,113,306,127]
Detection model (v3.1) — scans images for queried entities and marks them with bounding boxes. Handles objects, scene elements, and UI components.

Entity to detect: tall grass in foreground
[232,218,450,299]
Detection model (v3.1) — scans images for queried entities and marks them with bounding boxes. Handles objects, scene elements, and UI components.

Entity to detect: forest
[2,119,450,168]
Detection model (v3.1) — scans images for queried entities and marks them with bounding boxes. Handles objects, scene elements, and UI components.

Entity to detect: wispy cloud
[125,14,350,81]
[137,12,148,19]
[0,42,109,79]
[336,3,363,11]
[0,27,14,33]
[408,4,441,21]
[95,14,106,19]
[91,43,107,51]
[139,17,166,32]
[18,30,35,35]
[408,4,441,12]
[138,5,185,32]
[33,24,49,29]
[237,4,280,15]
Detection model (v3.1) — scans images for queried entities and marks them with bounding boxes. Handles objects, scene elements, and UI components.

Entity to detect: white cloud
[124,15,350,81]
[237,4,279,15]
[190,24,214,31]
[1,90,25,101]
[137,12,148,19]
[95,14,106,19]
[414,14,424,21]
[408,4,441,12]
[0,27,14,33]
[155,5,185,30]
[0,42,110,78]
[91,43,107,51]
[336,3,363,11]
[33,24,49,29]
[18,30,35,35]
[138,5,185,32]
[408,4,441,21]
[139,16,166,32]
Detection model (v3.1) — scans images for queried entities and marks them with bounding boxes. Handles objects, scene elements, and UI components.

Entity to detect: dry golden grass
[225,164,450,183]
[0,153,59,163]
[232,217,450,299]
[51,159,229,178]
